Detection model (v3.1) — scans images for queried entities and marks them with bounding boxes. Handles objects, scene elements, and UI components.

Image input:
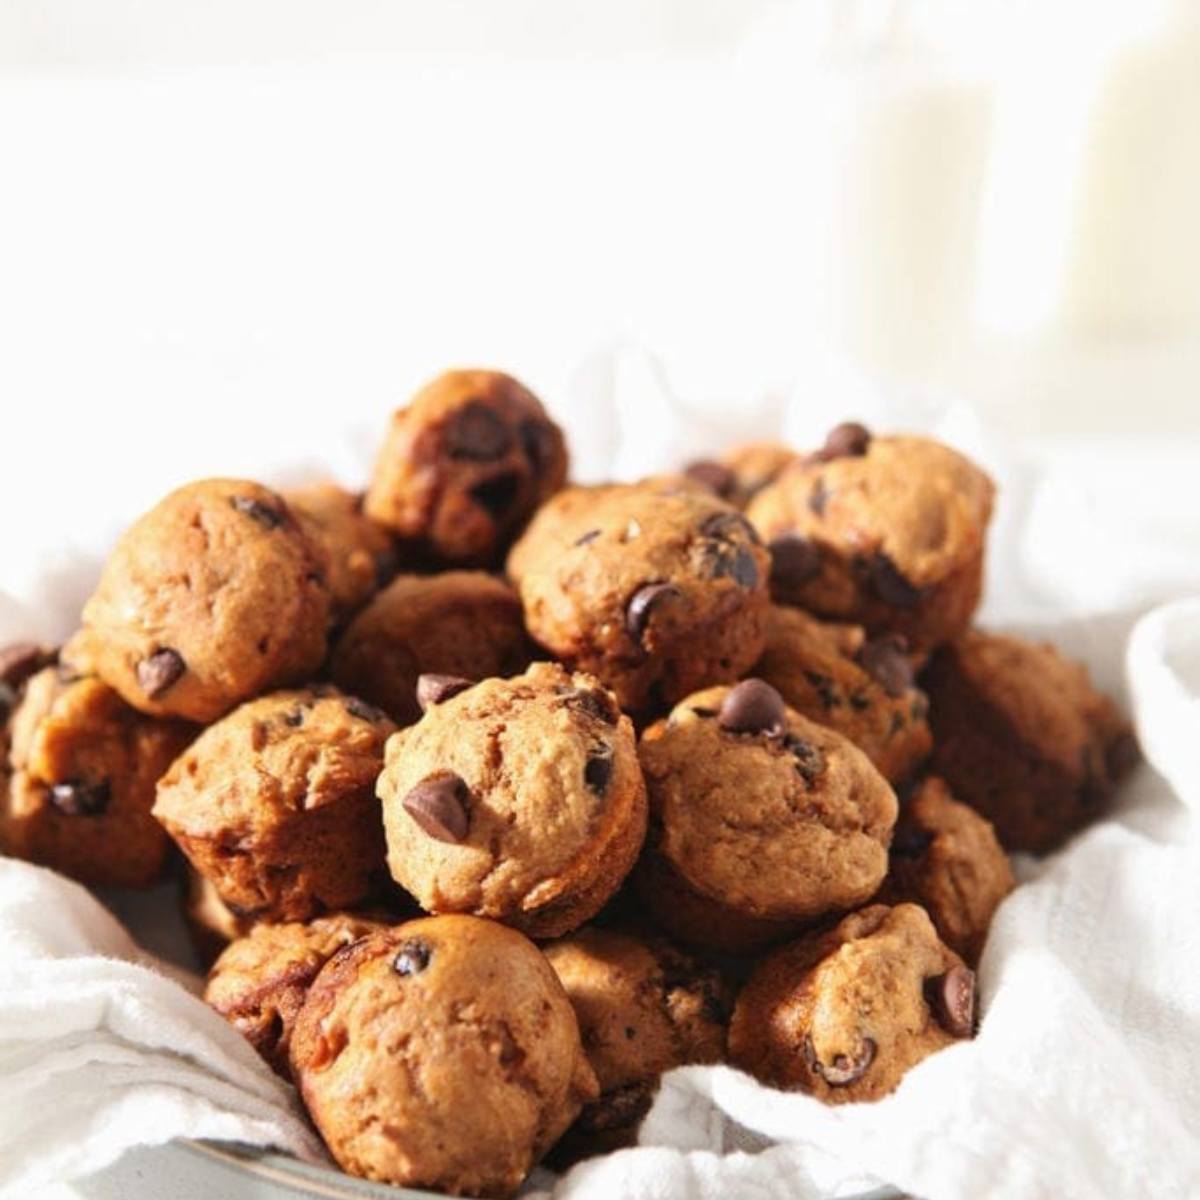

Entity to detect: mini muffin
[154,686,395,922]
[876,777,1014,963]
[754,605,932,785]
[634,679,898,954]
[507,480,771,713]
[923,630,1139,853]
[205,912,387,1077]
[685,441,800,509]
[544,926,729,1157]
[329,572,532,726]
[747,425,994,651]
[283,482,397,624]
[2,666,193,888]
[377,663,647,938]
[729,903,976,1103]
[81,479,331,722]
[364,369,568,565]
[290,915,598,1197]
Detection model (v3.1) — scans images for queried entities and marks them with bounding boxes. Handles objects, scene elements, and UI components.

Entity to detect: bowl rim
[179,1138,903,1200]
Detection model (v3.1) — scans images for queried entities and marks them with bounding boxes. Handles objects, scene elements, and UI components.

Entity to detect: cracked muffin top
[81,478,330,723]
[289,915,597,1197]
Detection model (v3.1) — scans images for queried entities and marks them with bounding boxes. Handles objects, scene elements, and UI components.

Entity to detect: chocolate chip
[136,648,185,699]
[574,528,601,547]
[0,642,48,690]
[703,544,760,588]
[699,511,761,546]
[926,965,976,1038]
[393,938,432,976]
[49,779,111,816]
[808,477,830,517]
[804,1033,876,1085]
[857,634,914,698]
[729,546,760,588]
[768,534,821,590]
[416,674,473,711]
[803,670,840,710]
[869,554,923,608]
[230,495,283,529]
[519,418,557,472]
[626,582,682,643]
[891,821,934,858]
[403,774,471,843]
[584,746,614,796]
[444,402,513,461]
[816,421,871,461]
[470,472,521,517]
[783,733,825,783]
[718,679,786,737]
[282,707,306,728]
[689,706,717,719]
[344,697,385,723]
[684,460,735,497]
[564,688,619,725]
[849,691,871,711]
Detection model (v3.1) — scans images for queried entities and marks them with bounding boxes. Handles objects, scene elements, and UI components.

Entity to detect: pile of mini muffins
[0,370,1139,1198]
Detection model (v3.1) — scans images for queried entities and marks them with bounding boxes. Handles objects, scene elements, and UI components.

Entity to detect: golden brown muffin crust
[290,915,598,1197]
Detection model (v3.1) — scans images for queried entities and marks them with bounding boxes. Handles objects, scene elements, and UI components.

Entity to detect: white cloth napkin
[2,351,1200,1200]
[0,863,325,1200]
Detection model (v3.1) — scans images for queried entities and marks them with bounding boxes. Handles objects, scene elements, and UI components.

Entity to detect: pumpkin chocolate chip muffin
[634,678,897,954]
[364,369,568,566]
[290,915,598,1197]
[80,478,330,723]
[2,664,192,888]
[747,425,994,651]
[729,903,976,1103]
[154,685,394,922]
[377,662,646,938]
[508,480,770,714]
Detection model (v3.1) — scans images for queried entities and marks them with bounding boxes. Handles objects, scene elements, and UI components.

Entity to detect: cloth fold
[0,864,324,1200]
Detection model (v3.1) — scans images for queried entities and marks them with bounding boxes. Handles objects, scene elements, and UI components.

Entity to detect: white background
[1,0,1198,593]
